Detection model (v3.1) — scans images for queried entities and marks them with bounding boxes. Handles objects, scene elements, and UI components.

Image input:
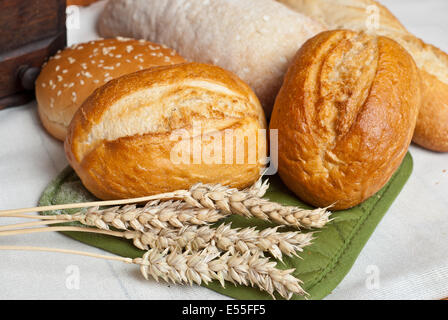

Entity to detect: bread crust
[36,38,185,140]
[269,30,421,210]
[65,63,267,200]
[278,0,448,152]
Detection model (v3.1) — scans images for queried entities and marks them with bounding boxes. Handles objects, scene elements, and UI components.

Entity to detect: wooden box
[0,0,67,109]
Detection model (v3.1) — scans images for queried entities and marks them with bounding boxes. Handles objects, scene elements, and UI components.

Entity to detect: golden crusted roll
[36,38,185,141]
[278,0,448,152]
[65,62,267,200]
[269,30,421,210]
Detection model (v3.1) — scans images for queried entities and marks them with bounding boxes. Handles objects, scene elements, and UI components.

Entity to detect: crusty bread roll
[65,62,267,200]
[278,0,448,152]
[97,0,326,116]
[36,38,185,141]
[270,30,421,210]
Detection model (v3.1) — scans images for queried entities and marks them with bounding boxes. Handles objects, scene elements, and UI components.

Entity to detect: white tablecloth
[1,0,447,300]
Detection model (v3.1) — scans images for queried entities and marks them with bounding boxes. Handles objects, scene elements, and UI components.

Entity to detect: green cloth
[39,153,413,300]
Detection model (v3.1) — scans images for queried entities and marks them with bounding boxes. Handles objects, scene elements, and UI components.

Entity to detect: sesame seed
[41,83,46,88]
[57,90,62,96]
[93,79,99,84]
[55,66,60,71]
[80,80,85,85]
[62,69,68,74]
[126,45,134,53]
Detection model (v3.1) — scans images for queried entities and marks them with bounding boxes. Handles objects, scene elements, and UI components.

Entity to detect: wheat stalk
[0,245,306,299]
[11,205,313,260]
[0,176,330,230]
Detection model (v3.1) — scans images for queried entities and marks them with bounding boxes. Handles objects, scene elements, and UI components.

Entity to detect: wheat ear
[0,177,330,230]
[79,200,226,230]
[119,224,313,261]
[0,245,305,299]
[183,182,331,229]
[137,246,306,299]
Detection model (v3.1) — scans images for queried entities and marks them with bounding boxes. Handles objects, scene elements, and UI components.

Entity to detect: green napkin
[39,153,413,300]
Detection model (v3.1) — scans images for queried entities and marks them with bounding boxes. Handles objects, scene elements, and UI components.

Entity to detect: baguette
[97,0,326,116]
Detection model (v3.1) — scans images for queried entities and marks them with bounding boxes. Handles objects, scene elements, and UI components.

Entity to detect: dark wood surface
[0,0,66,109]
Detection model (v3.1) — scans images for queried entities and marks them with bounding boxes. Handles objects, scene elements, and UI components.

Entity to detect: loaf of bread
[65,62,267,200]
[278,0,448,152]
[36,38,185,140]
[270,30,421,210]
[97,0,326,115]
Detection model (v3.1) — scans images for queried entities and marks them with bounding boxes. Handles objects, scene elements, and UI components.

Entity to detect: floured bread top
[98,0,326,114]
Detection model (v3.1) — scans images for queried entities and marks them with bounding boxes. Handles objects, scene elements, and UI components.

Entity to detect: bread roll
[36,38,185,140]
[97,0,326,116]
[278,0,448,152]
[269,30,421,210]
[65,62,267,200]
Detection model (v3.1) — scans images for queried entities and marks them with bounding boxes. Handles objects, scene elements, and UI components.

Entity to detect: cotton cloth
[0,0,447,299]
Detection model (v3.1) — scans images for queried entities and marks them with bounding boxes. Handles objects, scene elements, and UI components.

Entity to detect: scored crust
[270,30,421,210]
[65,62,267,200]
[36,38,185,141]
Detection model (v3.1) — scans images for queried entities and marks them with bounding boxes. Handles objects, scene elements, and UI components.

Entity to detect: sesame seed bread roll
[36,38,186,141]
[270,30,421,210]
[65,62,267,200]
[97,0,326,116]
[278,0,448,152]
